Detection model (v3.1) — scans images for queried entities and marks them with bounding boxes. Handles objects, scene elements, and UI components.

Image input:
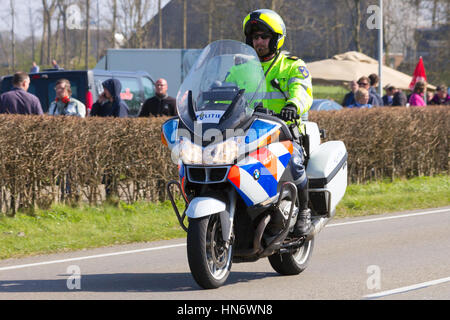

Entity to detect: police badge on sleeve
[298,66,310,78]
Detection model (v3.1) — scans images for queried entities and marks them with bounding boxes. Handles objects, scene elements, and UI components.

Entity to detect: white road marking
[0,243,186,272]
[364,276,450,299]
[0,208,448,273]
[327,208,450,228]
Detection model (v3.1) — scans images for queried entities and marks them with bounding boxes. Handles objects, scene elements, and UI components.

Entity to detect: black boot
[292,186,312,237]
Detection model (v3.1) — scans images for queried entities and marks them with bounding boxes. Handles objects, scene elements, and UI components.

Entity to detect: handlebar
[254,106,300,120]
[253,106,302,143]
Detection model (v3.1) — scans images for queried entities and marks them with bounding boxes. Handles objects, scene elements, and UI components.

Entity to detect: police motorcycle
[163,40,348,289]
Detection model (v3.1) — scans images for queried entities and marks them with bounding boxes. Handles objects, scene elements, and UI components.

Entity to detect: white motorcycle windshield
[176,40,267,135]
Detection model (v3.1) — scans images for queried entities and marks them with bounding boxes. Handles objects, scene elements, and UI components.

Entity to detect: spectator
[138,78,176,117]
[90,79,129,118]
[382,86,398,106]
[368,73,384,106]
[0,71,43,115]
[409,81,426,107]
[48,79,86,117]
[347,88,373,109]
[30,61,40,73]
[357,76,380,106]
[52,59,60,69]
[342,80,358,107]
[90,78,129,198]
[392,90,407,106]
[430,85,450,105]
[426,91,434,105]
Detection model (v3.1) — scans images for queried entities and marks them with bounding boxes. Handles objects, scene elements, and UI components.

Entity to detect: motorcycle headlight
[178,138,203,164]
[203,137,243,165]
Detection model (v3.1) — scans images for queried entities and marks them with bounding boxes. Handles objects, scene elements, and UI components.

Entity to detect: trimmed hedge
[309,106,449,182]
[0,116,175,215]
[0,106,448,215]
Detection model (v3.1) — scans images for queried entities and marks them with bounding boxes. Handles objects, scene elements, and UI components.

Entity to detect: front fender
[186,197,233,243]
[185,197,226,219]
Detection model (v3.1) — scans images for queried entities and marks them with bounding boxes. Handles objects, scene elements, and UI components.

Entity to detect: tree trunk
[47,9,52,65]
[54,13,61,64]
[29,6,36,63]
[40,1,48,65]
[111,0,117,48]
[208,1,214,43]
[183,0,187,49]
[346,0,362,52]
[85,0,90,70]
[96,0,100,60]
[63,10,67,67]
[10,0,15,73]
[354,0,362,52]
[159,0,162,48]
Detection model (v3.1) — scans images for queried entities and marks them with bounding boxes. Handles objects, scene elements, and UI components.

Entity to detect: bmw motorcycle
[162,40,348,289]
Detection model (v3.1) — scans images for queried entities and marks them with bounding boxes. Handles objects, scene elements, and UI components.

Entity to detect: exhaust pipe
[306,217,329,241]
[306,209,336,241]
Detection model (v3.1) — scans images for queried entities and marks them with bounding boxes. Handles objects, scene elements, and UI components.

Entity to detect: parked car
[310,99,343,111]
[301,99,343,121]
[0,69,156,116]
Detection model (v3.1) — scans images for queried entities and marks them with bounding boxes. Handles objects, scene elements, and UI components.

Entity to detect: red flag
[409,57,427,90]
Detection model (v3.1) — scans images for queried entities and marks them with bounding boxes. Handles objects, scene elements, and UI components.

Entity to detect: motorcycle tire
[187,214,233,289]
[268,238,314,275]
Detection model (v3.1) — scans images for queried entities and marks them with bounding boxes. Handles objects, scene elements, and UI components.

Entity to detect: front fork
[219,189,236,248]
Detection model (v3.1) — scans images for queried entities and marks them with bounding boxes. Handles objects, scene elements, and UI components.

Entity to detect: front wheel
[268,238,314,275]
[187,214,232,289]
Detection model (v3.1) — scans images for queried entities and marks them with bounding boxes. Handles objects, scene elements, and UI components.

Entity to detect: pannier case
[306,141,348,217]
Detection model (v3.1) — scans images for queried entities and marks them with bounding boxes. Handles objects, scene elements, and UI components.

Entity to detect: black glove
[280,104,298,122]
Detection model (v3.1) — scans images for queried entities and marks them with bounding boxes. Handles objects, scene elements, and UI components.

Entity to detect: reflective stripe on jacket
[225,53,313,122]
[261,53,313,118]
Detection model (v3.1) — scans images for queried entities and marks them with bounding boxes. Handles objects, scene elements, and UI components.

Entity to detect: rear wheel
[268,238,314,275]
[187,214,232,289]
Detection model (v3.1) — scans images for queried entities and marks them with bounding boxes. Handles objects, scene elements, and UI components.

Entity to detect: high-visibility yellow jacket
[226,52,313,122]
[261,53,313,118]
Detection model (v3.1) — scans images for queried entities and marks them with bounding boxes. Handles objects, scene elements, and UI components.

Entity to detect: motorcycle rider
[242,9,313,237]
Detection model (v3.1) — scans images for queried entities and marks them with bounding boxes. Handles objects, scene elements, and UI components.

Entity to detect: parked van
[0,69,155,116]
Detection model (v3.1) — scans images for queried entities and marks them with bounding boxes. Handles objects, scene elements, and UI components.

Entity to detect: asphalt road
[1,207,449,300]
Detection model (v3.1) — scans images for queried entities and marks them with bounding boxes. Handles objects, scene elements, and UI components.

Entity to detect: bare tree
[85,0,90,69]
[57,0,72,68]
[345,0,362,52]
[9,0,15,72]
[119,0,153,48]
[158,0,162,48]
[183,0,187,49]
[28,6,37,63]
[42,0,58,65]
[107,0,118,48]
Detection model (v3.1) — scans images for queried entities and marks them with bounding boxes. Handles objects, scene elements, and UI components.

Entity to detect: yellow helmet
[243,9,286,54]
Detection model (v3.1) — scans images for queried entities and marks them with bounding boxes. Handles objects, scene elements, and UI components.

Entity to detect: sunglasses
[358,82,369,86]
[251,33,271,40]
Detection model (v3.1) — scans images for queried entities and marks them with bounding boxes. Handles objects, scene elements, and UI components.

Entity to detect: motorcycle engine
[265,200,298,236]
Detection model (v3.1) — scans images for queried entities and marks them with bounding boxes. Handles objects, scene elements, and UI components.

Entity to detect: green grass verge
[312,85,348,103]
[336,175,450,218]
[1,175,449,260]
[0,201,186,260]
